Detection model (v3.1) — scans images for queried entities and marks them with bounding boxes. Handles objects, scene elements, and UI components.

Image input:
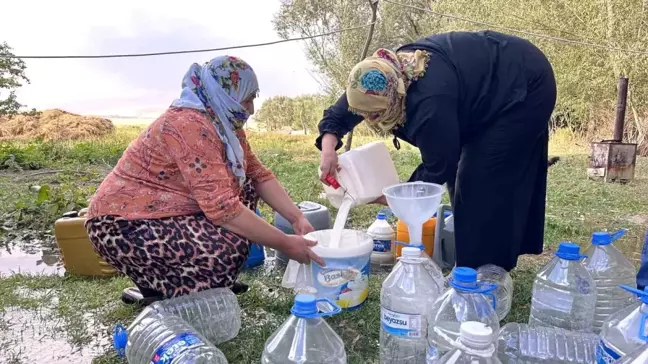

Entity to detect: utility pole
[344,0,379,152]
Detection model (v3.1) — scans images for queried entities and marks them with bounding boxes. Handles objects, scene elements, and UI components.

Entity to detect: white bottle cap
[459,321,493,347]
[401,247,421,258]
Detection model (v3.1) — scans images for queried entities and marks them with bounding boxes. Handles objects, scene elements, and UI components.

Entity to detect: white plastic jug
[321,141,399,208]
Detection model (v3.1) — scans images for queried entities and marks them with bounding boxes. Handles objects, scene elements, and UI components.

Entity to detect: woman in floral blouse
[86,55,324,305]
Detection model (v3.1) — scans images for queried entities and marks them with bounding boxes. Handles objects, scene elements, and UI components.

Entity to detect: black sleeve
[404,56,461,186]
[315,93,364,151]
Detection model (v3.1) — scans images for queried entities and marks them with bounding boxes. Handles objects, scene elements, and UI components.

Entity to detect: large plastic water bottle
[613,343,648,363]
[150,287,240,345]
[428,267,500,362]
[262,294,346,363]
[582,230,637,333]
[392,243,445,291]
[497,322,599,363]
[438,322,501,364]
[116,308,228,364]
[369,211,395,269]
[528,242,596,332]
[380,246,443,363]
[476,264,513,321]
[597,285,648,362]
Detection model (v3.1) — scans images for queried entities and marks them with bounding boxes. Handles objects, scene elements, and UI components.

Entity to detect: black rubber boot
[232,281,249,295]
[121,286,163,306]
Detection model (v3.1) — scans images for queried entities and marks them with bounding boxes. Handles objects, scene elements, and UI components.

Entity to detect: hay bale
[0,109,115,141]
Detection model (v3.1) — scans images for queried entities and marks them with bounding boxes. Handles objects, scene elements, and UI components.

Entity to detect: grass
[0,126,646,363]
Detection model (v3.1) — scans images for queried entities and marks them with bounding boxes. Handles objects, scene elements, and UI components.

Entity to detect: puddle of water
[0,305,109,364]
[0,232,64,276]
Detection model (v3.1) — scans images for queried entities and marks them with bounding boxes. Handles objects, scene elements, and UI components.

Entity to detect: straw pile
[0,109,115,141]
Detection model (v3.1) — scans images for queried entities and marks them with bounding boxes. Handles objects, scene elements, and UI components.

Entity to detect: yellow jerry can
[54,208,119,277]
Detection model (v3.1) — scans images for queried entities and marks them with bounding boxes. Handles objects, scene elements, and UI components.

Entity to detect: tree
[0,42,29,116]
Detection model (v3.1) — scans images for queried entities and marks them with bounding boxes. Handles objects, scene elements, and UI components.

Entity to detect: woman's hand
[320,133,340,184]
[292,216,315,236]
[284,235,326,266]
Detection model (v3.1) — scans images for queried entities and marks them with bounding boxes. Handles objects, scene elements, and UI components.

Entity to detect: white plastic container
[528,242,596,332]
[368,211,395,269]
[582,230,637,333]
[439,322,501,364]
[262,294,346,364]
[597,285,648,362]
[380,247,442,363]
[283,229,374,310]
[322,141,399,208]
[614,343,648,363]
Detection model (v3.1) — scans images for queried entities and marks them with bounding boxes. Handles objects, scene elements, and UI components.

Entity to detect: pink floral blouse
[87,108,275,224]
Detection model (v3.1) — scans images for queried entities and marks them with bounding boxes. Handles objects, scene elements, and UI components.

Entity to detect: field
[0,126,646,363]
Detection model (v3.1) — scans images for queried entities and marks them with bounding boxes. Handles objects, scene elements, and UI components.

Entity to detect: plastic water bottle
[150,287,240,345]
[582,230,637,333]
[262,294,346,363]
[597,285,648,362]
[476,264,513,321]
[438,322,501,364]
[380,246,443,363]
[392,243,445,291]
[428,267,500,363]
[115,308,228,364]
[369,211,395,269]
[528,242,596,332]
[613,343,648,363]
[497,322,599,363]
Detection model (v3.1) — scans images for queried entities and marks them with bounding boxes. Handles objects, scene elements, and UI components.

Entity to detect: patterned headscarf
[171,56,259,187]
[346,48,429,134]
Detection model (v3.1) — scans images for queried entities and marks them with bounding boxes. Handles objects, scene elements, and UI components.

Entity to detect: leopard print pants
[85,179,258,298]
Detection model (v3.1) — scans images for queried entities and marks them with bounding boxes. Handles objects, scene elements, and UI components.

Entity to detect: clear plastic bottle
[438,322,501,364]
[476,264,513,321]
[392,243,445,292]
[262,294,346,364]
[427,267,500,363]
[528,242,596,332]
[369,211,396,270]
[115,308,228,364]
[597,285,648,362]
[381,246,443,364]
[150,287,240,345]
[497,322,599,363]
[613,343,648,363]
[582,230,637,333]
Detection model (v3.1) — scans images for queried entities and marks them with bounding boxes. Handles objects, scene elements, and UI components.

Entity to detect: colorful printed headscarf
[171,56,259,187]
[346,48,429,134]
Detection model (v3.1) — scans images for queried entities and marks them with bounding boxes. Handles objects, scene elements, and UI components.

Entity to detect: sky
[0,0,322,118]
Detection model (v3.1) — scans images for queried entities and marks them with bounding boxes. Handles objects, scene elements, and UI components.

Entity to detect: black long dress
[315,30,557,271]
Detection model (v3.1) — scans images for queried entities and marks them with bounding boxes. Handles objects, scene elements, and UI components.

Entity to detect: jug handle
[315,298,342,317]
[610,229,627,243]
[640,313,648,341]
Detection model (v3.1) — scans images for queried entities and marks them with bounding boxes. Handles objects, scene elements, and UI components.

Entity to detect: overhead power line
[0,23,375,60]
[383,0,648,56]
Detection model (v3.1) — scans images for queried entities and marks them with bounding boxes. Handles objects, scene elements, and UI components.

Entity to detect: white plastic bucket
[282,229,373,310]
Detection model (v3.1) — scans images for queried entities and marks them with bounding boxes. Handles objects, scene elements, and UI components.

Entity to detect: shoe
[232,281,249,295]
[121,287,162,306]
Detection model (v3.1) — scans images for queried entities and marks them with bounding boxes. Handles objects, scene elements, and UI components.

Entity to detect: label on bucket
[373,239,392,252]
[151,332,203,364]
[595,339,621,364]
[381,307,423,338]
[311,258,370,310]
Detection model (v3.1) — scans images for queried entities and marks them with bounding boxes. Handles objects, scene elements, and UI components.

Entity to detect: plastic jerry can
[54,208,119,277]
[433,204,456,270]
[320,141,399,208]
[394,208,451,259]
[244,208,265,269]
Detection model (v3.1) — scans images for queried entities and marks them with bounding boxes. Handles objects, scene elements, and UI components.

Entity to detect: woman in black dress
[317,30,557,271]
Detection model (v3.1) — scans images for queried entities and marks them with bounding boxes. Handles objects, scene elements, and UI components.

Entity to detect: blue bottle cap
[452,267,477,285]
[377,212,386,220]
[113,324,128,357]
[592,230,626,246]
[291,294,318,317]
[555,242,585,260]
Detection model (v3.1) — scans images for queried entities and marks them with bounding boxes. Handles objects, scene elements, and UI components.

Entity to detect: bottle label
[595,339,621,364]
[151,332,203,364]
[380,306,423,338]
[373,239,392,252]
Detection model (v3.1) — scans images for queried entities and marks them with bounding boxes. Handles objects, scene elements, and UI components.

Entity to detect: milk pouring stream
[380,247,442,363]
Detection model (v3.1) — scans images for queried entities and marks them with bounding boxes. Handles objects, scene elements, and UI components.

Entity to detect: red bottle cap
[324,175,341,189]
